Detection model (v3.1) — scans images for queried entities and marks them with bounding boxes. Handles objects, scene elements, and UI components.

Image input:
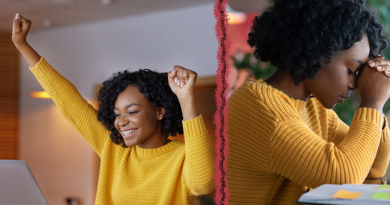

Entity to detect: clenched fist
[12,13,32,49]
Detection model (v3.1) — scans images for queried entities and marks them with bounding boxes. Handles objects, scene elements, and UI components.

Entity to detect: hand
[168,66,199,121]
[12,13,32,49]
[357,62,390,112]
[168,66,198,100]
[368,55,390,77]
[11,13,40,67]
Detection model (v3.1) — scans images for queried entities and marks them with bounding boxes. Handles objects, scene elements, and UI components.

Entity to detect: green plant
[233,53,276,79]
[365,0,390,33]
[365,0,390,60]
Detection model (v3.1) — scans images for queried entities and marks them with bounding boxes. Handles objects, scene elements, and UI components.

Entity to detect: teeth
[122,130,135,136]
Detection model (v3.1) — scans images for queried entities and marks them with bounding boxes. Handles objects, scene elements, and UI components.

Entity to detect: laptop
[0,160,48,205]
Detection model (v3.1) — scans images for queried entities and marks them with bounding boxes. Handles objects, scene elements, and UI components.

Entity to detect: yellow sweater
[30,57,215,205]
[227,79,390,205]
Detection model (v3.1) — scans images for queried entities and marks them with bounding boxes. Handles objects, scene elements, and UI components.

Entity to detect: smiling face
[114,85,166,149]
[302,34,371,109]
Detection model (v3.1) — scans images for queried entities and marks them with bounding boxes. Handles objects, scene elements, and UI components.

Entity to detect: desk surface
[299,180,384,204]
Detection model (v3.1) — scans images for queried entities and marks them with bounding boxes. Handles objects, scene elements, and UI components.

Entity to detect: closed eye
[348,68,354,75]
[114,111,137,117]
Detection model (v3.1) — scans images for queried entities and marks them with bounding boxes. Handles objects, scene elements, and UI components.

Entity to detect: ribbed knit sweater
[30,57,215,205]
[227,78,390,205]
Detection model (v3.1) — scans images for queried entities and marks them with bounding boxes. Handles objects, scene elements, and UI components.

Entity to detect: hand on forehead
[368,55,390,77]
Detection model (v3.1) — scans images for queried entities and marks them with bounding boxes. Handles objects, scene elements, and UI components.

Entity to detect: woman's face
[303,35,370,109]
[114,85,165,148]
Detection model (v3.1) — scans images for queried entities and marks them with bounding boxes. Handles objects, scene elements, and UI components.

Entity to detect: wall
[0,33,19,159]
[19,3,217,205]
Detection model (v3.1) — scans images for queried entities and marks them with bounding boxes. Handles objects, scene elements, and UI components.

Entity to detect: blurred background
[0,0,217,204]
[1,0,390,204]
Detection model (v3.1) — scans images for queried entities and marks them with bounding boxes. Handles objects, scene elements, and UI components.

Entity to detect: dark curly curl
[97,69,183,147]
[248,0,389,85]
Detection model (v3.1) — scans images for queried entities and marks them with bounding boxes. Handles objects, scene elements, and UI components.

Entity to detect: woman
[227,0,390,204]
[12,14,214,205]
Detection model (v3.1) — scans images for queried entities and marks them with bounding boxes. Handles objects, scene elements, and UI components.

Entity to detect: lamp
[226,4,247,24]
[30,91,50,99]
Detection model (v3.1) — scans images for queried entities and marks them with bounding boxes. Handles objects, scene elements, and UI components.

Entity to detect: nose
[348,76,357,90]
[118,116,130,127]
[348,81,356,90]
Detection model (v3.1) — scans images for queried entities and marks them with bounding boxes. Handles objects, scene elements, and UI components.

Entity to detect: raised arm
[12,14,108,155]
[168,67,215,195]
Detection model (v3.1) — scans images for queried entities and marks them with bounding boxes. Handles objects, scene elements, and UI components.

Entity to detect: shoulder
[230,79,295,106]
[171,140,185,152]
[175,140,185,147]
[169,141,186,159]
[229,79,300,120]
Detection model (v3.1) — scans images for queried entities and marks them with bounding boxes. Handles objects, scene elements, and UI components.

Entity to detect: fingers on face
[373,58,389,66]
[369,58,390,72]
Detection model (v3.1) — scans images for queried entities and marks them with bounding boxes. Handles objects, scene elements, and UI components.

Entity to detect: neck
[138,135,169,149]
[138,122,170,149]
[265,68,311,101]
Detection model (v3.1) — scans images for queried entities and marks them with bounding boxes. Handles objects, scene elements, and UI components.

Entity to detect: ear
[156,107,166,120]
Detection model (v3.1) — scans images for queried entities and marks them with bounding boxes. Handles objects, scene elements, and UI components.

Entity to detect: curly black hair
[248,0,389,85]
[97,69,183,147]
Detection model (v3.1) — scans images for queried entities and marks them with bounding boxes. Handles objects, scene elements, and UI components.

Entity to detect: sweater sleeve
[327,109,390,178]
[29,57,108,156]
[269,107,383,188]
[235,80,385,188]
[182,115,215,196]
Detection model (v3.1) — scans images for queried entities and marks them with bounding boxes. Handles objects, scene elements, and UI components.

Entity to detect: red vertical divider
[213,0,230,204]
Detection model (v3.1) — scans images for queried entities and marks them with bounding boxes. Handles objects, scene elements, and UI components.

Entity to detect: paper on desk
[371,192,390,200]
[297,184,390,205]
[332,190,362,199]
[376,185,390,190]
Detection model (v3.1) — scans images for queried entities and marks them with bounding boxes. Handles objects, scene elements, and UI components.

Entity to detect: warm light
[30,91,50,99]
[227,4,247,24]
[227,13,247,24]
